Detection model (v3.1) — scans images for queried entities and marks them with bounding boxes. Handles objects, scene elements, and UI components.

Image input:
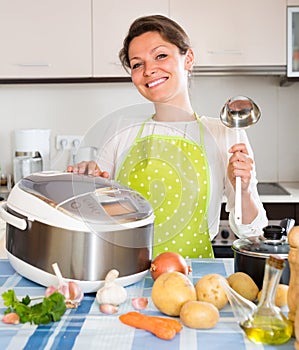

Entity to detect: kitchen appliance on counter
[232,220,295,289]
[212,182,292,258]
[13,129,51,184]
[0,172,154,292]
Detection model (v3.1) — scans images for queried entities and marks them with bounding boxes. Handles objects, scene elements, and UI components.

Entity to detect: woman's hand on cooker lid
[67,160,109,178]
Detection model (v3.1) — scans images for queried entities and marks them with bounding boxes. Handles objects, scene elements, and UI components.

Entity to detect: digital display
[102,199,137,216]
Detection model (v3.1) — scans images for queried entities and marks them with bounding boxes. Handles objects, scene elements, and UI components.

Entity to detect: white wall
[0,75,298,183]
[190,75,299,182]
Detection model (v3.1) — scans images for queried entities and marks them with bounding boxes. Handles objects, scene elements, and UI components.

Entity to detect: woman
[68,15,268,258]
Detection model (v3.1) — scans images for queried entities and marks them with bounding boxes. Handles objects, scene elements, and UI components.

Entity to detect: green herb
[2,289,66,325]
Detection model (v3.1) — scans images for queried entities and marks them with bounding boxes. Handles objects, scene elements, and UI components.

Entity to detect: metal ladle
[220,95,261,225]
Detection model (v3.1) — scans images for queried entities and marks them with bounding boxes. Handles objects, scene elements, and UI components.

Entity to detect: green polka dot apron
[116,115,214,259]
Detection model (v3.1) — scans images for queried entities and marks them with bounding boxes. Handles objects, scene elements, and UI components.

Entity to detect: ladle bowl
[220,96,261,129]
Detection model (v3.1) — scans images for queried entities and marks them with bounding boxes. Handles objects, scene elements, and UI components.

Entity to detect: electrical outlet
[56,135,83,150]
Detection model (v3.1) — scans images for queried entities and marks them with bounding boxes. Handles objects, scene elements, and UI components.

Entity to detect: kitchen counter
[221,182,299,204]
[0,258,294,350]
[260,182,299,203]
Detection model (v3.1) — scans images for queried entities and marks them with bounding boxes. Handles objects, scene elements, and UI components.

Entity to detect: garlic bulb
[96,269,127,306]
[45,263,84,308]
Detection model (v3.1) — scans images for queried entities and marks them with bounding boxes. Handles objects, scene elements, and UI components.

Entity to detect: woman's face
[128,31,194,106]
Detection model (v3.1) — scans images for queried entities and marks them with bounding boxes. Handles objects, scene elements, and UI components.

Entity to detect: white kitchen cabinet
[0,0,92,78]
[92,0,169,77]
[170,0,286,67]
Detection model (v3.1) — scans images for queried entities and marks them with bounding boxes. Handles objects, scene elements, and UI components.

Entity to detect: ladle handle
[235,129,242,225]
[235,176,242,225]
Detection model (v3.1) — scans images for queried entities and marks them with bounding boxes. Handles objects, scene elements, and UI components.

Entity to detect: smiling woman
[119,15,194,115]
[126,31,194,109]
[68,14,268,259]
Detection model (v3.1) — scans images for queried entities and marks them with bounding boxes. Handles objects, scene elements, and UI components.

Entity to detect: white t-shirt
[96,116,268,240]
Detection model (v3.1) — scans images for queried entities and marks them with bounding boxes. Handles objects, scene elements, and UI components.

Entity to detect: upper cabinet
[0,0,92,78]
[92,0,169,77]
[170,0,286,67]
[0,0,290,79]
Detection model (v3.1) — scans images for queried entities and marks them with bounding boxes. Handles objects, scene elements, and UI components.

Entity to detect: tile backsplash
[0,75,298,183]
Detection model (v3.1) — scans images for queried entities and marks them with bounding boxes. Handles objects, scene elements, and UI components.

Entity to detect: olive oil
[240,314,293,345]
[240,256,293,345]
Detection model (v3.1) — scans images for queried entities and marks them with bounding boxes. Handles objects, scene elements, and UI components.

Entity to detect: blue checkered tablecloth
[0,258,295,350]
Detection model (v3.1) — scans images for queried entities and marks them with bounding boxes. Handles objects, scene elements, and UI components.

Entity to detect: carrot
[119,311,182,340]
[153,316,182,333]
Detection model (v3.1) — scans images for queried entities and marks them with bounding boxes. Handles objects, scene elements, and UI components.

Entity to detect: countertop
[0,258,294,350]
[260,182,299,203]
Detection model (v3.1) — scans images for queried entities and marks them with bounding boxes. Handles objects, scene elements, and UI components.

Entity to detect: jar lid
[15,151,41,158]
[232,226,289,259]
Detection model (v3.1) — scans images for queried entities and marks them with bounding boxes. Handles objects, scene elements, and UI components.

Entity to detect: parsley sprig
[2,289,66,325]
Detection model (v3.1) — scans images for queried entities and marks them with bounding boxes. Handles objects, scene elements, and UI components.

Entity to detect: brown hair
[119,15,191,73]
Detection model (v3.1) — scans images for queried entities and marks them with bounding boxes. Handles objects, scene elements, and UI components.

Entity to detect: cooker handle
[0,202,27,231]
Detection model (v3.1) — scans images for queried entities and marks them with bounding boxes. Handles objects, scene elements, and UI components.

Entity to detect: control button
[221,229,230,239]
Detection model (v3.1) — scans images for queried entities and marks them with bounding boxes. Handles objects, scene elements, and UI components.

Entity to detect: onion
[150,252,192,281]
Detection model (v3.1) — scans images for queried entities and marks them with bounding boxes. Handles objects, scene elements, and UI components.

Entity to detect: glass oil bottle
[240,255,293,345]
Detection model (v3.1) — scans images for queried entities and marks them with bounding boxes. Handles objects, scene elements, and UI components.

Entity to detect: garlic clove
[66,281,84,308]
[45,285,57,297]
[68,281,84,302]
[131,297,148,310]
[100,303,119,314]
[45,281,84,308]
[2,312,20,324]
[57,284,70,300]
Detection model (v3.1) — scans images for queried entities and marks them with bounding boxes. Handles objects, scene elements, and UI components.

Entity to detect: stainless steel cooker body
[1,172,154,284]
[6,207,153,281]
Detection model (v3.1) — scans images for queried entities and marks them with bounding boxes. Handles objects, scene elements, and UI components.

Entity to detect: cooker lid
[18,172,153,225]
[232,225,289,258]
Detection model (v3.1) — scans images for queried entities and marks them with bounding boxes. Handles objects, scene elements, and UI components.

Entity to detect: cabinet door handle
[207,50,242,55]
[15,63,51,67]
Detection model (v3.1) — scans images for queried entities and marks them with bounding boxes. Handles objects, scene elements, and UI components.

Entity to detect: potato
[151,271,197,316]
[227,272,259,301]
[180,300,219,329]
[257,284,289,307]
[195,274,228,309]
